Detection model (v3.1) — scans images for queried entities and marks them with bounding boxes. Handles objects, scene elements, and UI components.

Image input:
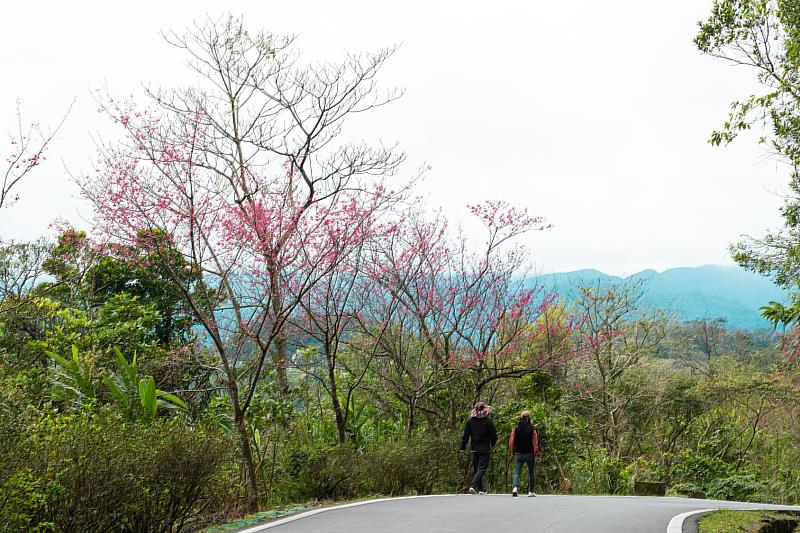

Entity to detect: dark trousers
[512,452,536,492]
[470,451,491,491]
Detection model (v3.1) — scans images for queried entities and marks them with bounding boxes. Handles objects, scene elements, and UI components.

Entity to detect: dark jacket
[508,424,541,457]
[460,416,498,453]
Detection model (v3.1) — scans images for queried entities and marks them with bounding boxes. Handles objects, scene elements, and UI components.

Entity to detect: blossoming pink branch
[1,101,72,210]
[343,202,574,432]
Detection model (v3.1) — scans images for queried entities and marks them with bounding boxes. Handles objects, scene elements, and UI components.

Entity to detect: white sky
[0,0,788,276]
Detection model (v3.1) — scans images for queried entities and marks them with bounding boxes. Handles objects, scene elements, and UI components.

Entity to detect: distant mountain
[535,265,787,330]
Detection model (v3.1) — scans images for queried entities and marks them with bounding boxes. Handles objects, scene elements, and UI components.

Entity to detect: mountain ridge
[535,265,786,330]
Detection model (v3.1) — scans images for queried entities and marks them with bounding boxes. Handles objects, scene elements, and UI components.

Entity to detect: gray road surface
[257,494,800,533]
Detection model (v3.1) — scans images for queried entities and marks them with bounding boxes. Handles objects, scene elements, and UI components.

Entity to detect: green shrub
[0,469,52,532]
[0,410,237,532]
[707,474,772,503]
[294,445,365,500]
[488,401,580,494]
[366,434,464,495]
[570,446,633,495]
[771,467,800,504]
[671,451,735,489]
[283,433,465,501]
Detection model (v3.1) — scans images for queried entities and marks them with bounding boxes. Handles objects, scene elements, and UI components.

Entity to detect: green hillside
[537,265,786,330]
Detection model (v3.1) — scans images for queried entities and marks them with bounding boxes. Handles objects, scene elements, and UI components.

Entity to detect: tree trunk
[407,400,416,435]
[230,386,260,511]
[270,278,289,395]
[327,356,347,444]
[273,332,289,395]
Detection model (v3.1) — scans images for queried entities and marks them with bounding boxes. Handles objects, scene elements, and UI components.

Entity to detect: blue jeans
[471,451,491,491]
[513,453,536,492]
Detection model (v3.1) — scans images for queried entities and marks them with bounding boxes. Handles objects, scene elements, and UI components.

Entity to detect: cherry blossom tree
[81,17,405,510]
[353,202,559,431]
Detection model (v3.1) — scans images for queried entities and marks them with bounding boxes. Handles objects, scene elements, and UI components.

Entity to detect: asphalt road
[253,495,800,533]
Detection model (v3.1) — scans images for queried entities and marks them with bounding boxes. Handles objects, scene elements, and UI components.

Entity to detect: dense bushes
[706,475,772,503]
[367,435,465,495]
[671,451,735,489]
[0,410,237,532]
[570,446,633,495]
[276,433,466,501]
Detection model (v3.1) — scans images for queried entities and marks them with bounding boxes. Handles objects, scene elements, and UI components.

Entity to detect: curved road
[246,495,800,533]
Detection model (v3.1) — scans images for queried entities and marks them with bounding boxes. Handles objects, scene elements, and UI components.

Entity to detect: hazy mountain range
[536,265,787,330]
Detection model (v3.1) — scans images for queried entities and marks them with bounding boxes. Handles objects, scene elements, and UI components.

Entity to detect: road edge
[666,508,716,533]
[236,494,455,532]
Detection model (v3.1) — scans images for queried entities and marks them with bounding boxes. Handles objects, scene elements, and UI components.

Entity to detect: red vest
[509,426,541,456]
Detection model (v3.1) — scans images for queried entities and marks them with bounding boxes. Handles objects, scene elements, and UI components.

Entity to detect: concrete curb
[236,494,456,532]
[666,508,716,533]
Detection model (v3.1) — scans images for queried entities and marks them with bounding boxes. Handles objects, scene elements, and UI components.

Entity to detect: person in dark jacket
[508,410,541,497]
[460,402,497,494]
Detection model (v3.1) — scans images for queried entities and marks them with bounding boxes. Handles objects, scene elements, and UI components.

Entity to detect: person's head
[517,410,532,429]
[470,402,492,418]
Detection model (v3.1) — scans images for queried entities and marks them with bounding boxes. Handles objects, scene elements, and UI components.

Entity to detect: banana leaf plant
[103,347,188,421]
[46,345,97,409]
[49,345,187,420]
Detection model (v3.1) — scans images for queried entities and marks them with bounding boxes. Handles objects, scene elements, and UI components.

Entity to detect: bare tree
[569,280,667,456]
[691,317,728,372]
[0,238,51,300]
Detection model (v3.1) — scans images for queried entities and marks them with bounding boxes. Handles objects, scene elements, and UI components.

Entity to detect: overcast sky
[0,0,788,276]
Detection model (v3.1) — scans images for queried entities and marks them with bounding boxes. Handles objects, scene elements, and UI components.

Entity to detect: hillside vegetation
[4,5,800,530]
[2,232,799,530]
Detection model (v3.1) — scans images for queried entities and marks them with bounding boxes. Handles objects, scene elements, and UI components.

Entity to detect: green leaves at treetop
[41,228,200,347]
[697,0,800,320]
[760,299,800,328]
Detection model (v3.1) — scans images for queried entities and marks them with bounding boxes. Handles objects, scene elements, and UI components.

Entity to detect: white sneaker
[528,492,536,497]
[468,487,477,494]
[512,487,518,497]
[478,491,486,495]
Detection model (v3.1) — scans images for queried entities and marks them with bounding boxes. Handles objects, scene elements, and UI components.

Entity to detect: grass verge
[199,505,313,532]
[699,510,798,533]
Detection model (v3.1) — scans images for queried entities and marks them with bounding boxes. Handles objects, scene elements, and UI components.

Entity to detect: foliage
[102,348,188,421]
[696,1,800,354]
[46,345,188,420]
[41,229,197,343]
[46,345,97,409]
[672,450,736,489]
[282,433,464,501]
[0,411,236,532]
[707,474,772,502]
[570,444,633,495]
[32,262,174,370]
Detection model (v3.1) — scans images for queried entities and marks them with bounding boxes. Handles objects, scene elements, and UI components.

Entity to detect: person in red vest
[508,410,542,497]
